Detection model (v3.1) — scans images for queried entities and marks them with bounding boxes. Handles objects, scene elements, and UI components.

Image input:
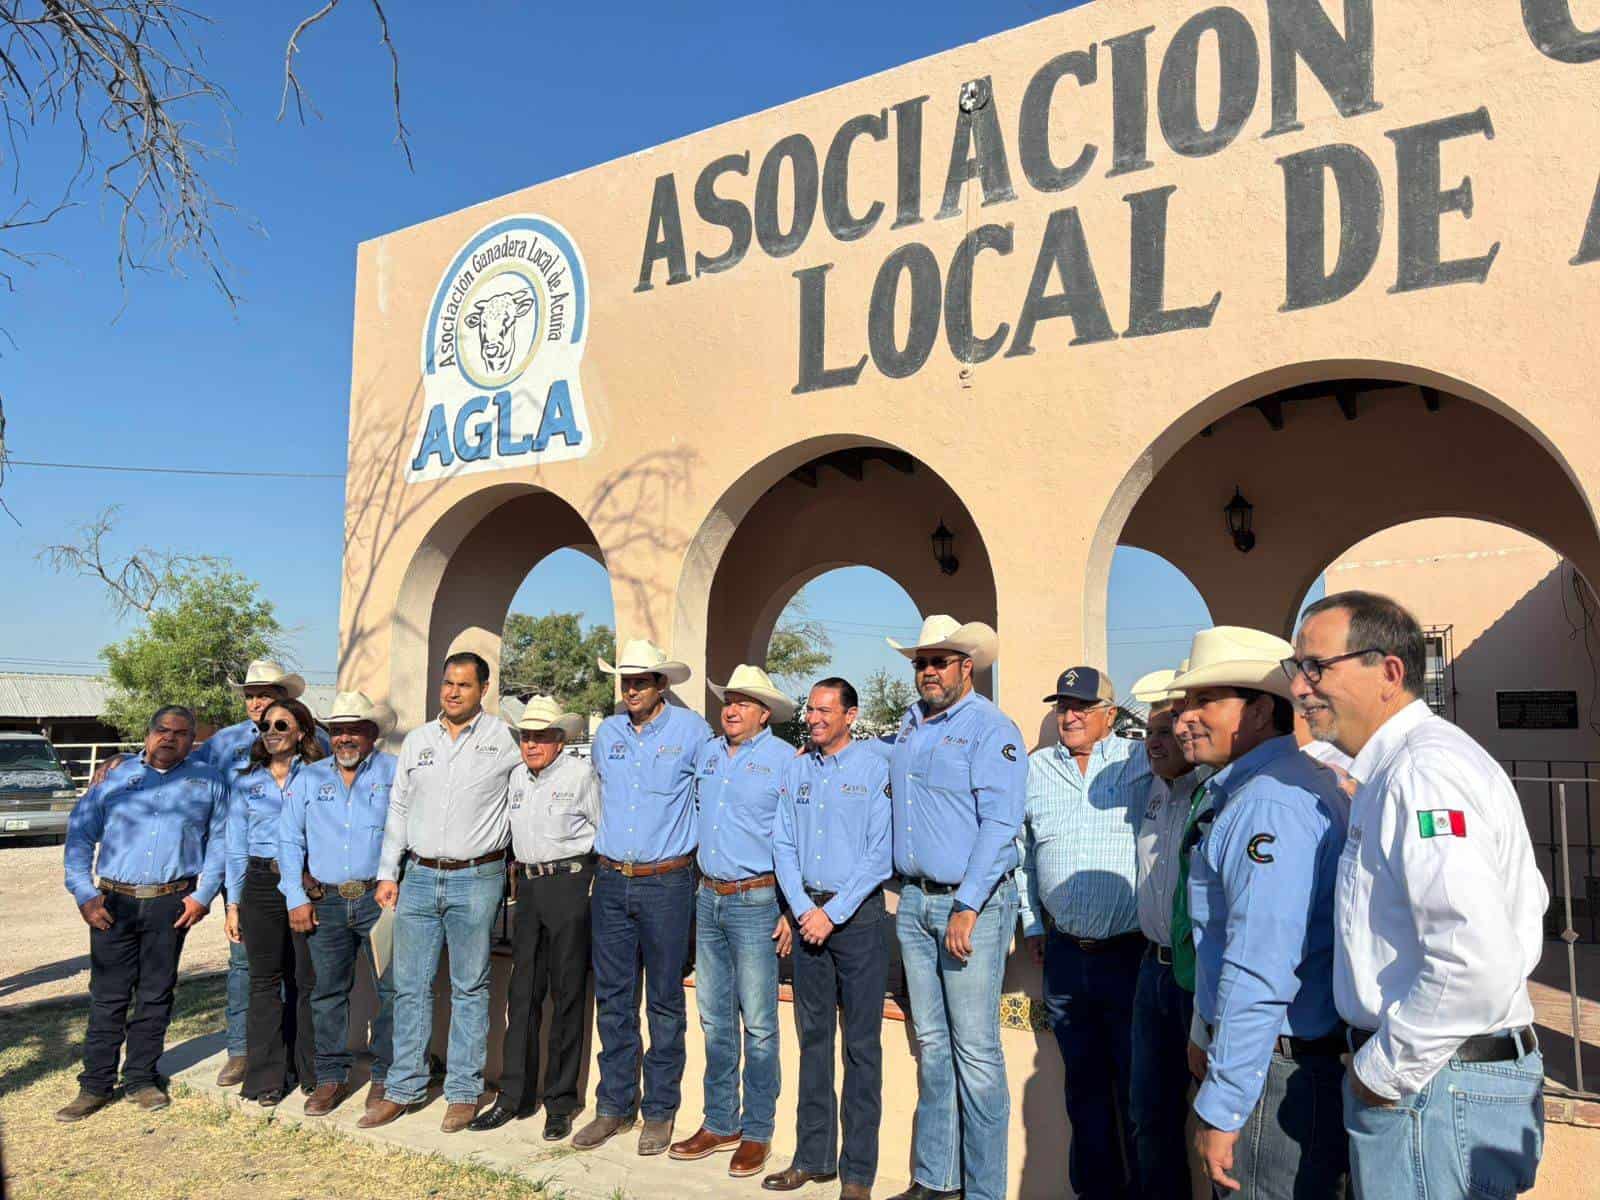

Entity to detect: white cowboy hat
[228,659,306,700]
[320,690,397,738]
[1169,628,1297,701]
[597,638,692,685]
[708,664,797,723]
[1129,667,1183,705]
[513,695,585,740]
[886,614,998,672]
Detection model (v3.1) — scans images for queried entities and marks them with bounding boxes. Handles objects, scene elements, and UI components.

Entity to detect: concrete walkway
[168,1036,908,1200]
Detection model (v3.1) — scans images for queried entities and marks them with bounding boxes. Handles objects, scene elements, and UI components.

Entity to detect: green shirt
[1170,777,1215,992]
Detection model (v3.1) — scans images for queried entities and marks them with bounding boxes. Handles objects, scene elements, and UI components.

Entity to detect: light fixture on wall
[1224,488,1256,554]
[931,519,960,576]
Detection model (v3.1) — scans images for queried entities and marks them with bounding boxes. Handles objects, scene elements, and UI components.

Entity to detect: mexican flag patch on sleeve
[1417,809,1467,838]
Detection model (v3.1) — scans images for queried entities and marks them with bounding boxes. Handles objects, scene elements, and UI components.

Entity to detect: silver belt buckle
[337,881,367,900]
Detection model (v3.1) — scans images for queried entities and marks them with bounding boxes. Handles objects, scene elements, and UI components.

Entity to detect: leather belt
[701,872,776,895]
[1146,940,1175,966]
[1208,1021,1347,1059]
[899,870,1013,898]
[99,876,195,900]
[409,848,508,871]
[1048,923,1145,954]
[518,854,596,878]
[1348,1025,1537,1064]
[248,856,280,875]
[805,888,837,905]
[598,853,694,878]
[305,873,378,900]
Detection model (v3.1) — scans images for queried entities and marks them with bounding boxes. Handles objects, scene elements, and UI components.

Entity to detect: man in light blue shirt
[669,665,795,1178]
[882,615,1025,1200]
[57,706,227,1123]
[766,677,891,1200]
[1018,665,1150,1200]
[575,639,712,1157]
[278,691,398,1118]
[1175,627,1348,1199]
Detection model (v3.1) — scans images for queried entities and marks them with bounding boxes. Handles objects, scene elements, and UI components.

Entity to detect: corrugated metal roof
[0,673,341,721]
[0,673,109,718]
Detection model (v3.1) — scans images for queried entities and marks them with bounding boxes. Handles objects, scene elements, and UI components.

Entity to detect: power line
[8,459,344,480]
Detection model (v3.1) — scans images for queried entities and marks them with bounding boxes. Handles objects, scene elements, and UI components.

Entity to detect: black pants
[238,864,316,1098]
[790,891,889,1187]
[80,888,191,1096]
[499,866,592,1116]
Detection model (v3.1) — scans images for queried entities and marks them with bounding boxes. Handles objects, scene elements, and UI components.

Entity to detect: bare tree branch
[39,503,220,616]
[278,0,413,171]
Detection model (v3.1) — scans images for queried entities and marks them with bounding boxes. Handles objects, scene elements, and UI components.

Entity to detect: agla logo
[407,214,593,482]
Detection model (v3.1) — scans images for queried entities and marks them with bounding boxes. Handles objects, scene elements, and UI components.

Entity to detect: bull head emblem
[464,287,536,375]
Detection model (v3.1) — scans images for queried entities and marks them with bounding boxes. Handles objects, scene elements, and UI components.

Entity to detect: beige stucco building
[339,2,1600,1193]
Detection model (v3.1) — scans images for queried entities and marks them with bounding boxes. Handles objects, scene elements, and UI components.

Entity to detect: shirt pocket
[1336,840,1361,934]
[928,752,970,798]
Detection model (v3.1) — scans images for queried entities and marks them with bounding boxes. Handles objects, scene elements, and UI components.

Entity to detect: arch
[1105,547,1214,695]
[388,484,610,732]
[1085,363,1600,664]
[676,437,1000,714]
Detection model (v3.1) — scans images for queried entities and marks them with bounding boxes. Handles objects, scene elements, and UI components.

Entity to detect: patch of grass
[0,974,550,1199]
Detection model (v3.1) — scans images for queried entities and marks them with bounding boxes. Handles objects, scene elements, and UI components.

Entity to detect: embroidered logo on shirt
[417,748,437,767]
[840,783,868,796]
[248,783,266,799]
[608,743,627,760]
[744,763,772,776]
[1247,833,1276,864]
[1001,743,1017,761]
[475,742,501,754]
[231,746,250,764]
[1417,809,1466,838]
[315,783,337,802]
[509,788,524,810]
[941,735,970,746]
[656,744,683,756]
[702,758,718,775]
[796,783,812,804]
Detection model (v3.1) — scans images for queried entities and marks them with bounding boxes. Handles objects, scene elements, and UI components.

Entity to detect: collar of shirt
[626,705,670,738]
[1348,699,1432,790]
[1206,735,1300,810]
[720,727,775,757]
[436,711,483,738]
[905,688,979,730]
[807,739,861,769]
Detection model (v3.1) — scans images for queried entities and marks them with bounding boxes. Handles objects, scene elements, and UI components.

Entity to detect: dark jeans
[791,890,889,1187]
[238,864,316,1098]
[1130,949,1196,1200]
[589,864,695,1122]
[303,890,393,1086]
[500,866,592,1116]
[1233,1052,1349,1199]
[1042,930,1142,1200]
[79,887,191,1095]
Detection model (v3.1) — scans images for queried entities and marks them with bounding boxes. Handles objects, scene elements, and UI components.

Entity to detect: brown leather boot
[363,1081,386,1113]
[303,1081,351,1116]
[357,1097,412,1129]
[215,1056,247,1087]
[572,1112,638,1149]
[840,1184,872,1200]
[126,1085,170,1112]
[730,1140,771,1177]
[55,1089,113,1124]
[668,1126,741,1160]
[638,1117,674,1156]
[762,1167,837,1191]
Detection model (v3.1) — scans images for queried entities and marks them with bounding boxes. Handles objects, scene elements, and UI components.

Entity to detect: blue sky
[0,1,1317,698]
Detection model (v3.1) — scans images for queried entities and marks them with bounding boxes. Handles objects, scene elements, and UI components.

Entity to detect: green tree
[764,589,832,688]
[100,566,283,738]
[860,667,916,734]
[500,612,616,719]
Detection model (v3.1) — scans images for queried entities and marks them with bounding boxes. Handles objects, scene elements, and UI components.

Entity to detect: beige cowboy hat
[228,659,306,700]
[597,638,692,685]
[886,614,998,672]
[1129,660,1189,705]
[1169,628,1297,701]
[320,690,397,739]
[513,695,585,740]
[708,664,797,723]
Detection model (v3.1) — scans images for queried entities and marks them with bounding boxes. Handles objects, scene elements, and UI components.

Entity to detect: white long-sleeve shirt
[1334,700,1547,1099]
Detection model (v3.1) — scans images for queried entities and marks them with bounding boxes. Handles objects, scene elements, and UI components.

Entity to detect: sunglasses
[912,654,962,671]
[257,718,296,734]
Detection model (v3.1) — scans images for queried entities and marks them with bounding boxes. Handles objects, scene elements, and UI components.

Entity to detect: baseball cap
[1043,666,1116,705]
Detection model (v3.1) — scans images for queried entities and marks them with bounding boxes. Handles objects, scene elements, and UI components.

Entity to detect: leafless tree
[39,503,221,616]
[0,0,412,305]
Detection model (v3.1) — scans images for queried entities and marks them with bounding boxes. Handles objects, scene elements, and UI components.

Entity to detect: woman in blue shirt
[225,697,327,1104]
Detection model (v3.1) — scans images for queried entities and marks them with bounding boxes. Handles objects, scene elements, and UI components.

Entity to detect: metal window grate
[1422,624,1454,720]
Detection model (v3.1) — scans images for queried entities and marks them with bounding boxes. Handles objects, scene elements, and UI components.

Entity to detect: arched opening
[1105,547,1214,701]
[388,486,613,731]
[677,438,1000,717]
[1085,364,1600,668]
[498,547,618,731]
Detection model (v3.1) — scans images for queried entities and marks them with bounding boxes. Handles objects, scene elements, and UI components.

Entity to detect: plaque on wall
[1495,691,1580,730]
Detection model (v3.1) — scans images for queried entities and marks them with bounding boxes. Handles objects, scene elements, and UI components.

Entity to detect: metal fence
[1505,761,1599,945]
[54,741,140,789]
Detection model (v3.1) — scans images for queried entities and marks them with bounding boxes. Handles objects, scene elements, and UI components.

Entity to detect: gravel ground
[0,842,232,1010]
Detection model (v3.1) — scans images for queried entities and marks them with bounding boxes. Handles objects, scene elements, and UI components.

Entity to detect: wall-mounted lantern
[931,519,960,576]
[1225,488,1256,554]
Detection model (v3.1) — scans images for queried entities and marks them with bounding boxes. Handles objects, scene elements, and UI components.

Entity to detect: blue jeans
[1129,950,1194,1200]
[303,890,394,1086]
[694,882,781,1141]
[1042,930,1142,1200]
[385,860,505,1105]
[896,878,1017,1200]
[226,936,249,1057]
[1229,1051,1348,1199]
[1345,1048,1544,1200]
[590,865,696,1122]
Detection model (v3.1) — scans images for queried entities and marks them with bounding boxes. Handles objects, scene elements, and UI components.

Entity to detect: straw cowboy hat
[708,664,797,723]
[886,614,999,672]
[320,690,397,739]
[513,695,585,740]
[597,638,692,685]
[228,659,306,700]
[1129,660,1189,705]
[1169,628,1297,701]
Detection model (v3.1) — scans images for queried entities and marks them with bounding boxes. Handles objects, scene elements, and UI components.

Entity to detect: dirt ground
[0,843,232,1011]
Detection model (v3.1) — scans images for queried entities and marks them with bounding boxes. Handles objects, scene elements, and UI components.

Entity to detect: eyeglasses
[619,679,657,693]
[1280,648,1383,685]
[912,654,962,671]
[257,718,295,734]
[1056,701,1110,718]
